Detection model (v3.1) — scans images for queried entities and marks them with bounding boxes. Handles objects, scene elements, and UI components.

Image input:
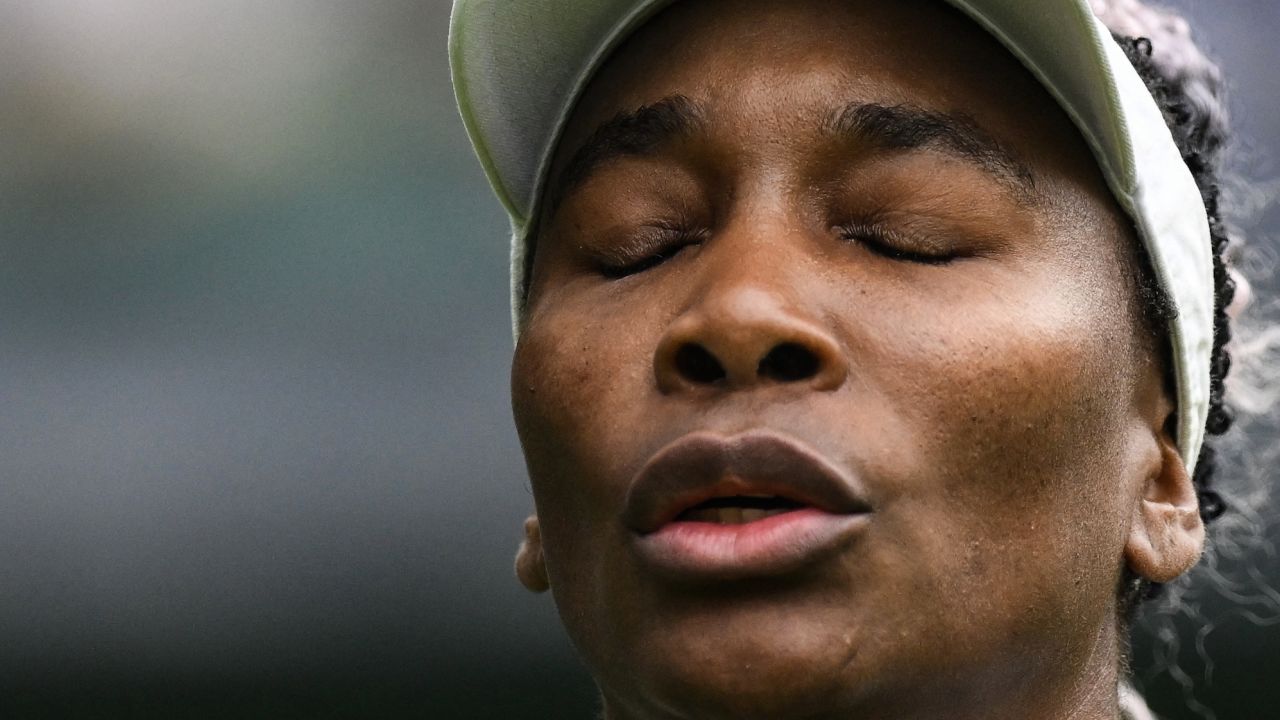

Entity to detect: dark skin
[509,0,1204,718]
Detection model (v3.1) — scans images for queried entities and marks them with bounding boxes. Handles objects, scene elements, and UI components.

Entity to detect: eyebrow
[549,96,1038,214]
[552,95,705,207]
[825,102,1038,199]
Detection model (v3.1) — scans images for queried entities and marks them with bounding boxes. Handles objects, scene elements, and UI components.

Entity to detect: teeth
[681,506,796,525]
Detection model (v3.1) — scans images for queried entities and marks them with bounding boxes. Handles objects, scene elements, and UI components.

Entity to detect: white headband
[449,0,1214,473]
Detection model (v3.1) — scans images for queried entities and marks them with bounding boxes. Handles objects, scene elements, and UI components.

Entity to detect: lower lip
[632,508,870,580]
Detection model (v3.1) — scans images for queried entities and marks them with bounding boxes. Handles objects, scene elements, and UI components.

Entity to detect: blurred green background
[0,1,1275,718]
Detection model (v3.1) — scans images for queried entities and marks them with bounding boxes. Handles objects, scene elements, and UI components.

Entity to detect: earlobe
[515,515,551,593]
[1124,434,1205,584]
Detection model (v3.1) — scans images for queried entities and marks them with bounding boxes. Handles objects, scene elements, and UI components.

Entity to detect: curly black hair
[1114,33,1236,611]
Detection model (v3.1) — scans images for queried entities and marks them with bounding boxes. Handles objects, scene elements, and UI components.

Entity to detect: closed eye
[600,245,684,278]
[836,222,958,265]
[598,227,707,279]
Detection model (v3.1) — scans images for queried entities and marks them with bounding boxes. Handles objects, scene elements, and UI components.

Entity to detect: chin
[599,618,876,720]
[624,667,859,720]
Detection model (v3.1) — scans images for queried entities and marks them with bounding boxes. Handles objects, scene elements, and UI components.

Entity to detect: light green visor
[449,0,1214,474]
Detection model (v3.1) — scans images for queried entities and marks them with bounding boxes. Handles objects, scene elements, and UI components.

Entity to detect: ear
[1124,429,1205,583]
[515,515,551,593]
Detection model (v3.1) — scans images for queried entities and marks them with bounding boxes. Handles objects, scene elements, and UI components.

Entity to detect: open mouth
[625,431,872,580]
[623,430,870,534]
[674,494,808,524]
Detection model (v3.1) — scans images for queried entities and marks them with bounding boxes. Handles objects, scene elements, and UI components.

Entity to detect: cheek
[512,296,656,454]
[511,296,683,674]
[917,309,1122,486]
[856,270,1141,623]
[509,296,658,573]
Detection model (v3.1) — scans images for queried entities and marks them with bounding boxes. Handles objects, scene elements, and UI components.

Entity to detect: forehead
[549,0,1100,198]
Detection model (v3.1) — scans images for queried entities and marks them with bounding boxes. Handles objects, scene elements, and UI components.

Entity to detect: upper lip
[623,430,872,534]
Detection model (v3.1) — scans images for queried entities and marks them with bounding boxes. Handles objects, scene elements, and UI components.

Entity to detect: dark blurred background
[0,1,1274,718]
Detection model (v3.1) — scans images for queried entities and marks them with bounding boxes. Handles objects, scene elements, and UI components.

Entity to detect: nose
[654,286,848,394]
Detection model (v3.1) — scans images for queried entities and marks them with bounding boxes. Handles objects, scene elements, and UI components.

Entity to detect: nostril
[758,342,820,383]
[675,343,726,384]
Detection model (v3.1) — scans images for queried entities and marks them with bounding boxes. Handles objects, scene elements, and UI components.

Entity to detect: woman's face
[511,0,1192,717]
